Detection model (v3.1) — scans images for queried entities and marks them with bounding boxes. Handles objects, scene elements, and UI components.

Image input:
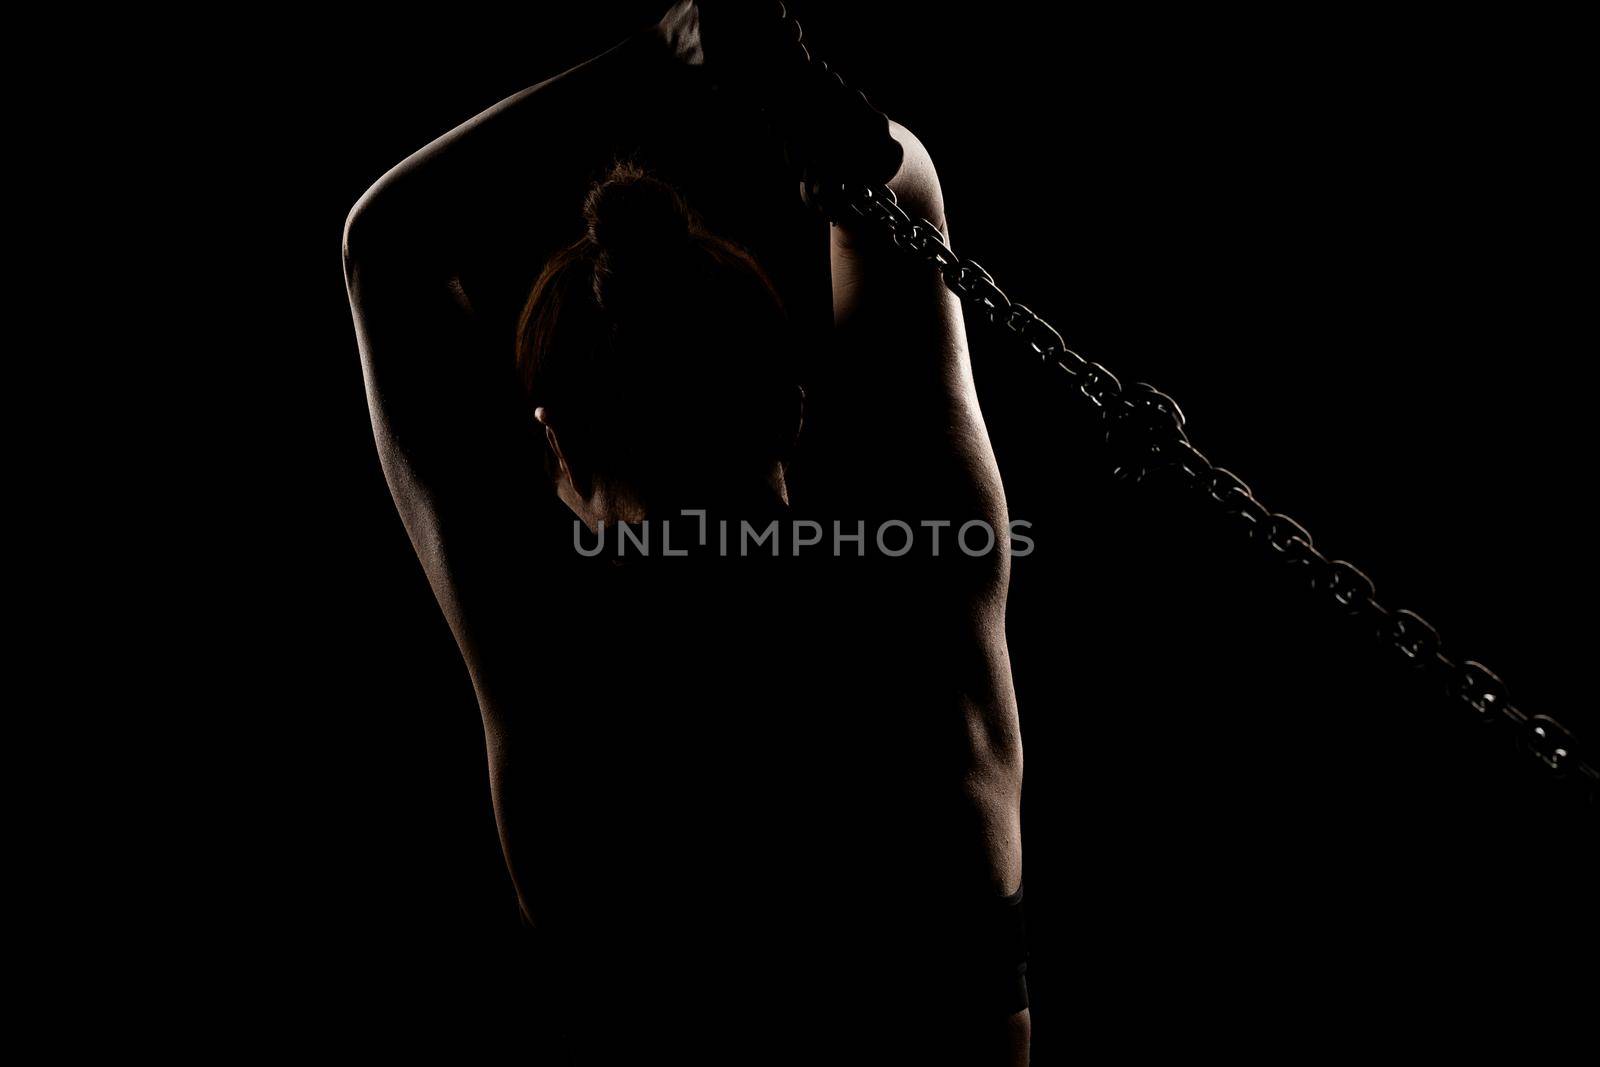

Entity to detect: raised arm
[342,11,703,676]
[822,121,1011,586]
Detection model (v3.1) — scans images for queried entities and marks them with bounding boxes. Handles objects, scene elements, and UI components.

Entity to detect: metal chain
[797,176,1595,805]
[736,3,1595,805]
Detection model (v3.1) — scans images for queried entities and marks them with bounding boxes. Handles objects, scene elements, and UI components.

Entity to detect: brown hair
[515,161,799,506]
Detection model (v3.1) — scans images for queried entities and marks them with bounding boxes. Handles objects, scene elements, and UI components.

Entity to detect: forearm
[343,16,688,282]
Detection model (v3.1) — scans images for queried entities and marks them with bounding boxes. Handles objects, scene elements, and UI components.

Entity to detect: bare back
[343,4,1026,1059]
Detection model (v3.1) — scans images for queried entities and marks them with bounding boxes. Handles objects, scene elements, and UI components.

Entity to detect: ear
[783,384,806,457]
[535,408,592,499]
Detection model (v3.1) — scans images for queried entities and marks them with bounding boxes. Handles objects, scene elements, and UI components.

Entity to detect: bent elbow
[342,162,432,287]
[887,120,947,234]
[342,178,389,286]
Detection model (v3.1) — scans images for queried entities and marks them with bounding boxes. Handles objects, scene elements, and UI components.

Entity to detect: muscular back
[493,513,1014,1052]
[344,4,1025,1058]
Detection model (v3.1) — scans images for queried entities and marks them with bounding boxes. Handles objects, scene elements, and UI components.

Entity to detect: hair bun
[583,161,694,262]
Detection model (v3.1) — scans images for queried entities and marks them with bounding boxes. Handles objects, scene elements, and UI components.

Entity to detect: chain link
[808,176,1595,804]
[772,12,1595,805]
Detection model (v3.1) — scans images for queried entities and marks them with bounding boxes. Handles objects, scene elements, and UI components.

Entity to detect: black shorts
[518,879,1030,1025]
[935,881,1030,1016]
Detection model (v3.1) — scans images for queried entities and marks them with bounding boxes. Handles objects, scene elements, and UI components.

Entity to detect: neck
[586,466,790,528]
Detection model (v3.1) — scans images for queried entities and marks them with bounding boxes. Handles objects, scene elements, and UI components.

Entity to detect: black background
[243,2,1594,1054]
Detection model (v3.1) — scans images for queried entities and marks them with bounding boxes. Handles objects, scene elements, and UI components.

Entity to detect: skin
[343,3,1026,1061]
[533,403,793,529]
[827,119,1029,1066]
